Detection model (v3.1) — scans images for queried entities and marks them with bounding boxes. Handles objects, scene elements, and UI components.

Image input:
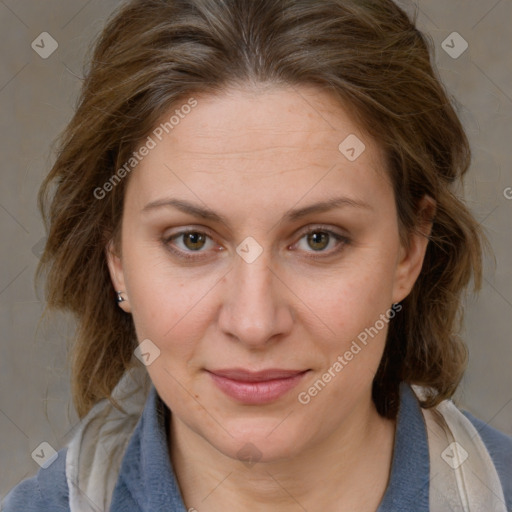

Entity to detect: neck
[169,395,396,512]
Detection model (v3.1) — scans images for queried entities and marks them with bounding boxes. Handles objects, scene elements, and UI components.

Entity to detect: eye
[162,229,219,261]
[162,226,350,261]
[293,226,350,259]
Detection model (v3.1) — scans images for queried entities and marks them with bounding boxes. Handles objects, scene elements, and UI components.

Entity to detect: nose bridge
[219,245,290,346]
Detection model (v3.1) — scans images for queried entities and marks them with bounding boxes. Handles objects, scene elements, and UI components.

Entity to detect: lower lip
[208,371,309,404]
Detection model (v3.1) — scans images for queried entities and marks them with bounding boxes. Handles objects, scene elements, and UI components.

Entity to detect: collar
[376,382,430,511]
[110,380,430,511]
[109,381,187,511]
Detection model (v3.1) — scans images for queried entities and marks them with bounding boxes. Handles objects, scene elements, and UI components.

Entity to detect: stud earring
[116,291,126,303]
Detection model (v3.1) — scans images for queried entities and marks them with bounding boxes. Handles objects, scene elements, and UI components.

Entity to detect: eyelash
[162,226,351,262]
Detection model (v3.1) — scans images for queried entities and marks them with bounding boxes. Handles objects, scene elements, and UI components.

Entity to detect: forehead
[125,85,392,215]
[153,85,378,157]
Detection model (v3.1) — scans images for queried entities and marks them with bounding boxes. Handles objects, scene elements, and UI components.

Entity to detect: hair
[36,0,487,420]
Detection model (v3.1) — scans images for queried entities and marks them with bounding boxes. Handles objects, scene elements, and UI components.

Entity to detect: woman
[3,0,511,511]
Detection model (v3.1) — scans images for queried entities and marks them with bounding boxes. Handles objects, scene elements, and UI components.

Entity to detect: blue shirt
[3,382,512,511]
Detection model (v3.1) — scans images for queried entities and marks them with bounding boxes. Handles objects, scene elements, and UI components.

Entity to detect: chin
[202,418,310,464]
[222,436,303,465]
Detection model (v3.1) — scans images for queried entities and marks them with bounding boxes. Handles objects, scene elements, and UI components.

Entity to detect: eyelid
[292,225,351,259]
[162,227,219,261]
[162,224,351,261]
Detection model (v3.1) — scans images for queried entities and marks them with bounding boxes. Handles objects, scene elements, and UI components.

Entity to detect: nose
[217,249,294,349]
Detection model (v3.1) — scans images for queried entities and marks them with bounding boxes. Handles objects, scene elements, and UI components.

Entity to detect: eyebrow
[141,195,372,228]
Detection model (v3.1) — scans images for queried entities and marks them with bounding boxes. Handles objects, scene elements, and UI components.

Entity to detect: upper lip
[207,368,308,382]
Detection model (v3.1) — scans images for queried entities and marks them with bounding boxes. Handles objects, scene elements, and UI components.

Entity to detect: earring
[116,291,126,303]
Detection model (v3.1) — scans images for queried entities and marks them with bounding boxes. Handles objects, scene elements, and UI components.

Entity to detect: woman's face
[107,85,428,463]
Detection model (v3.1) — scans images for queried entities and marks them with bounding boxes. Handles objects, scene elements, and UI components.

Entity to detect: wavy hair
[36,0,486,419]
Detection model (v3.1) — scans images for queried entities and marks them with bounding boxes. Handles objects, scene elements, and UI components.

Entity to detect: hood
[65,365,150,512]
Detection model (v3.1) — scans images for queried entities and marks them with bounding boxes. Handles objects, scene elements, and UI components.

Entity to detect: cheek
[123,228,398,363]
[122,244,207,355]
[295,269,396,418]
[294,251,397,338]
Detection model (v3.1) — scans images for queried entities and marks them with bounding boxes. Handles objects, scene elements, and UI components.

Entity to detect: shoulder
[462,410,512,508]
[2,446,70,512]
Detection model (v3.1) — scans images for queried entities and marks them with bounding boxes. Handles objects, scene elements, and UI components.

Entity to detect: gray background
[1,0,511,499]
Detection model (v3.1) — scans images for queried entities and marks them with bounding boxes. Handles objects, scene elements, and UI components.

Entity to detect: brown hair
[36,0,486,419]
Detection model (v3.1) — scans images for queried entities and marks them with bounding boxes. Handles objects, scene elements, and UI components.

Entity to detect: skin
[106,84,434,512]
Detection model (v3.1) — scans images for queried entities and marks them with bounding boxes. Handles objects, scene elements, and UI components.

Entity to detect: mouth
[206,368,310,404]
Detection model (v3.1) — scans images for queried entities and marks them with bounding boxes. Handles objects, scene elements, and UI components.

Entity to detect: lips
[208,368,306,382]
[206,368,309,404]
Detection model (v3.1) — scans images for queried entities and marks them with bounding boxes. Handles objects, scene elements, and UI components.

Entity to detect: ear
[105,238,132,313]
[391,195,436,304]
